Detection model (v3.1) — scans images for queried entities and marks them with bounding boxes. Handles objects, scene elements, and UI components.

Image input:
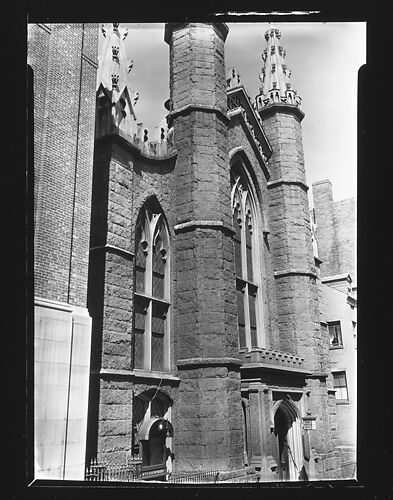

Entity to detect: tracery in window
[133,201,170,372]
[231,164,264,350]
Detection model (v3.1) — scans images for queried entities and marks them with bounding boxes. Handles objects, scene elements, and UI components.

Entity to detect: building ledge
[97,368,180,384]
[321,273,352,284]
[257,102,305,122]
[274,268,318,279]
[267,178,309,192]
[174,219,234,236]
[177,357,242,369]
[241,362,312,376]
[89,244,134,260]
[34,297,73,312]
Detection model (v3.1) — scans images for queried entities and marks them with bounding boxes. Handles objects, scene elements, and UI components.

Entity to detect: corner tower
[256,27,340,478]
[165,23,244,472]
[256,26,319,369]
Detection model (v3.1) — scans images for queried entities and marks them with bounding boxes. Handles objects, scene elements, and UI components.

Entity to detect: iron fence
[167,468,219,483]
[85,458,142,482]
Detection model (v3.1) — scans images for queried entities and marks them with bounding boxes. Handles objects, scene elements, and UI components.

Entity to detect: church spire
[255,26,302,111]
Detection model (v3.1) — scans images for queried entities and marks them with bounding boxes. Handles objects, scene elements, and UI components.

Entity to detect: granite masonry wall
[166,22,244,471]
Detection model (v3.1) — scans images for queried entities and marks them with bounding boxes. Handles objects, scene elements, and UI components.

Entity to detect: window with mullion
[231,168,262,351]
[133,205,170,372]
[333,371,349,401]
[328,321,343,348]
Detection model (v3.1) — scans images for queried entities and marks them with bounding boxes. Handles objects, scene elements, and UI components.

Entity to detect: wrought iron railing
[167,469,219,483]
[85,458,143,482]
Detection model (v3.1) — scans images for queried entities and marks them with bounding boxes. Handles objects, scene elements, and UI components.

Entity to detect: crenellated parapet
[255,27,302,113]
[95,23,176,160]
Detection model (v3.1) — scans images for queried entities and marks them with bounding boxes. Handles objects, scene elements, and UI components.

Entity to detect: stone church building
[29,22,351,482]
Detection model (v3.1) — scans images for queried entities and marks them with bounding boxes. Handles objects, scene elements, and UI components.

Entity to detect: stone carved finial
[226,67,242,89]
[256,25,301,111]
[133,91,139,106]
[112,46,120,63]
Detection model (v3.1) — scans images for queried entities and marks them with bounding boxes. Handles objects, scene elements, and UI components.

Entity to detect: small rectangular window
[328,321,343,348]
[333,371,348,401]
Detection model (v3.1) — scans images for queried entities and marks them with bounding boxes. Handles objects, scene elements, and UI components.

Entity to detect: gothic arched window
[231,165,264,350]
[133,201,170,372]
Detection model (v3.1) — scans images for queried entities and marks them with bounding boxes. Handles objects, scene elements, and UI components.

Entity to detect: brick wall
[31,23,98,307]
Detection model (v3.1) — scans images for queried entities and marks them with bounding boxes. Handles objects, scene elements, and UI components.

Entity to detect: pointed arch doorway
[273,397,308,481]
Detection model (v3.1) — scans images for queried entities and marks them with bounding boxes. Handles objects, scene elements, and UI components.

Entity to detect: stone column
[260,105,323,373]
[165,22,244,471]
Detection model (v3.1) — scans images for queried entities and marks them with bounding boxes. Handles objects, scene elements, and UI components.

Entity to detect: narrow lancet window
[231,164,264,350]
[133,201,170,372]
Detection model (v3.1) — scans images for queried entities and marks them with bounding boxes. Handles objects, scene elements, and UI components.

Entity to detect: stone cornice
[167,104,229,128]
[174,220,235,236]
[164,22,229,45]
[97,368,180,385]
[34,297,72,312]
[227,86,272,162]
[89,244,134,260]
[267,178,309,191]
[274,268,318,280]
[306,372,329,380]
[177,357,242,369]
[258,102,305,122]
[241,362,312,377]
[321,273,352,284]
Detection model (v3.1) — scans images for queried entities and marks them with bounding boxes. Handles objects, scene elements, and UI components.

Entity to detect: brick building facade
[30,22,353,482]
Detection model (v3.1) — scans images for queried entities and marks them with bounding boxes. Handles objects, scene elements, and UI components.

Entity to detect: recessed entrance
[273,397,308,481]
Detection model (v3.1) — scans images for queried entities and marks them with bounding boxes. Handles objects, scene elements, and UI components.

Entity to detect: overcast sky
[99,22,366,202]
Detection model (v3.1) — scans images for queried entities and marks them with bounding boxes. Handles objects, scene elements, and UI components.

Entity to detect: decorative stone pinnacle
[97,23,137,104]
[96,24,176,159]
[256,25,302,111]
